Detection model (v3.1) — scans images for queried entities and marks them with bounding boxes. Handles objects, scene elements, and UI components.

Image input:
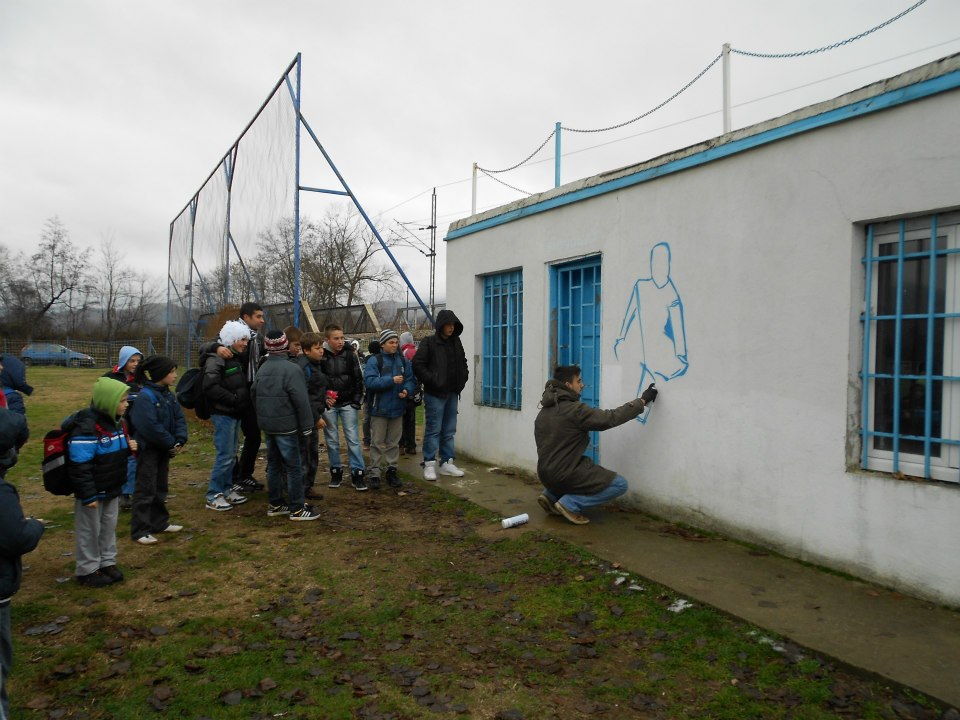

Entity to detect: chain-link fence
[0,337,161,369]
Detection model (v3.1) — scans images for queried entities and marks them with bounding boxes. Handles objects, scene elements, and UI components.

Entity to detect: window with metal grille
[481,270,523,409]
[861,212,959,482]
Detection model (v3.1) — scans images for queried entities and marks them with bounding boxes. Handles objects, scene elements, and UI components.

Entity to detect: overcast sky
[2,0,958,307]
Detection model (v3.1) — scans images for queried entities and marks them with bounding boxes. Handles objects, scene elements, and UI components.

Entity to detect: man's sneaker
[438,461,465,477]
[136,534,159,545]
[385,466,401,489]
[205,494,233,511]
[304,487,324,500]
[77,570,113,588]
[328,467,343,489]
[236,476,264,492]
[351,469,368,492]
[162,524,183,533]
[554,501,590,525]
[225,489,249,505]
[423,460,438,481]
[289,504,320,522]
[99,565,124,583]
[266,504,291,517]
[537,493,560,516]
[367,473,381,490]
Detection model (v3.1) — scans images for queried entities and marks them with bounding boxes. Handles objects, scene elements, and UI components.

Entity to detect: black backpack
[175,368,210,420]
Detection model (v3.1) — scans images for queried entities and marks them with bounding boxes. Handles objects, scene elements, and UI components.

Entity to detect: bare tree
[93,235,162,338]
[28,216,91,324]
[317,205,398,306]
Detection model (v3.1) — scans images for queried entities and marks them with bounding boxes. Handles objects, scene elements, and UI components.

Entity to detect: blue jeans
[265,433,305,510]
[207,414,240,501]
[121,454,137,496]
[322,405,365,470]
[422,393,459,464]
[543,475,628,514]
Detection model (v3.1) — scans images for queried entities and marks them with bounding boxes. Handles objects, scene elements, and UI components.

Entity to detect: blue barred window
[482,271,523,409]
[861,213,959,483]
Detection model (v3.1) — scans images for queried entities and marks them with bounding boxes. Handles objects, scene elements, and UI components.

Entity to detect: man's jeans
[422,393,458,464]
[121,455,137,496]
[265,433,306,511]
[543,475,628,514]
[322,405,365,470]
[207,414,240,502]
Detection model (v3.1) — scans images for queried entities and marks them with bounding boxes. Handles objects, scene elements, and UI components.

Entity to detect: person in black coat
[0,354,33,415]
[412,308,469,481]
[318,324,367,490]
[0,408,44,720]
[296,332,328,499]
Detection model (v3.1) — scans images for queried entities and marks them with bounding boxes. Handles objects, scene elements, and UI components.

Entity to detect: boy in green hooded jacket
[66,377,133,588]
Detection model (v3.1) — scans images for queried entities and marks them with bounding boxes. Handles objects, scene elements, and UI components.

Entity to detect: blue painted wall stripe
[447,69,960,242]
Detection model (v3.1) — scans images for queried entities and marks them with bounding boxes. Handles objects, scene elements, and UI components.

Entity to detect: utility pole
[429,187,437,317]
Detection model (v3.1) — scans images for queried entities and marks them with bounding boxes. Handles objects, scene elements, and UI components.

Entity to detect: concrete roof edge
[447,51,960,237]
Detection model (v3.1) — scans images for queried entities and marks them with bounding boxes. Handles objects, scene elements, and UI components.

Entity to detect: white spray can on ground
[501,513,529,529]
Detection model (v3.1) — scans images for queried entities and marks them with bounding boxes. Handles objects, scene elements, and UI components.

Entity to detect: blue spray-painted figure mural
[613,242,688,423]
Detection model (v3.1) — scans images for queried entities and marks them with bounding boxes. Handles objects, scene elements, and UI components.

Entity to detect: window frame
[480,269,523,410]
[861,214,960,483]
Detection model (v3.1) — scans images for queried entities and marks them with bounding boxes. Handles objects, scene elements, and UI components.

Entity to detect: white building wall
[445,87,960,606]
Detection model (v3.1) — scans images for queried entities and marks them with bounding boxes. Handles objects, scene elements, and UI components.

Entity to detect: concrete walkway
[397,454,960,708]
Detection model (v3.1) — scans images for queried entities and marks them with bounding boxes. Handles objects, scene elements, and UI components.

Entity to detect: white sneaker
[423,460,437,481]
[136,535,158,545]
[438,461,465,477]
[224,489,249,505]
[205,494,233,511]
[162,524,183,533]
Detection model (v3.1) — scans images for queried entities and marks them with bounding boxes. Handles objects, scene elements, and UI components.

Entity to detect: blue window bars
[861,213,959,482]
[482,270,523,409]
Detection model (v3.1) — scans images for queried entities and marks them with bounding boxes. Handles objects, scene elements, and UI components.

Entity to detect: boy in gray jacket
[251,331,319,521]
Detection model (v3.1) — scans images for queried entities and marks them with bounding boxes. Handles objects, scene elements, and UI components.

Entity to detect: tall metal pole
[293,52,303,327]
[554,121,562,188]
[429,187,437,315]
[471,162,478,215]
[722,43,731,134]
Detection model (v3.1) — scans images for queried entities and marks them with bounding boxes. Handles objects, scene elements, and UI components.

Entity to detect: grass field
[4,368,943,719]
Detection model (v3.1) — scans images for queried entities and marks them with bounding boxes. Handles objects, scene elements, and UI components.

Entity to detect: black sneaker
[328,467,343,489]
[304,487,324,500]
[237,476,265,492]
[368,474,381,490]
[350,469,368,492]
[119,494,132,511]
[99,565,125,583]
[266,504,291,517]
[77,570,113,588]
[290,504,320,522]
[386,467,402,489]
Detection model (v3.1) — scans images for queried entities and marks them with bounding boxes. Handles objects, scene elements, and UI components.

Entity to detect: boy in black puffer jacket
[129,356,188,545]
[296,332,328,499]
[66,377,132,588]
[202,321,253,512]
[1,407,44,720]
[319,324,367,490]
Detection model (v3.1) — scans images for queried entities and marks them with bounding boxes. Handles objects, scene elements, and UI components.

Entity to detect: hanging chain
[732,0,927,58]
[478,167,533,196]
[478,128,556,174]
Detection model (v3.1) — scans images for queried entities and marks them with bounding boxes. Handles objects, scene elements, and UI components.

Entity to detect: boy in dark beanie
[363,329,415,490]
[252,332,319,521]
[129,356,187,544]
[0,406,44,720]
[67,377,132,587]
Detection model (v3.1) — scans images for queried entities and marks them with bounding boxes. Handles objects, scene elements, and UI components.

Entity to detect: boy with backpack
[66,377,133,587]
[202,321,252,512]
[296,332,328,500]
[0,354,33,415]
[129,356,187,545]
[252,331,319,521]
[103,346,142,510]
[1,407,44,720]
[363,330,415,490]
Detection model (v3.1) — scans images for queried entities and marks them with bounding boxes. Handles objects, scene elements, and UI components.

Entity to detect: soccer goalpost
[165,53,433,366]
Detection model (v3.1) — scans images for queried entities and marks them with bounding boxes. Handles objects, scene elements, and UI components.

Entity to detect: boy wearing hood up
[103,345,142,510]
[0,354,33,415]
[66,377,134,587]
[412,309,469,480]
[533,365,658,525]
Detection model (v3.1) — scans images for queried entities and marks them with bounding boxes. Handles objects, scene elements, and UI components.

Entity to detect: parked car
[20,343,95,367]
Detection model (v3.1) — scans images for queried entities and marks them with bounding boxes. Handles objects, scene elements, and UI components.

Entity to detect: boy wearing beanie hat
[202,321,252,512]
[103,345,143,510]
[363,330,415,490]
[129,356,188,544]
[66,377,132,587]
